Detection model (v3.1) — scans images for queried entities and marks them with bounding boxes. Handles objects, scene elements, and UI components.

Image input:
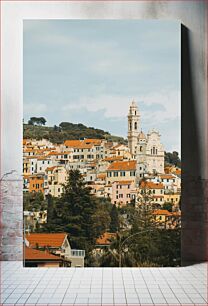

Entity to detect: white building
[127,101,165,179]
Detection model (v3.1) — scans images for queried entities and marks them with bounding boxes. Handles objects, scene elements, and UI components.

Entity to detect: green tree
[27,117,46,126]
[109,205,119,232]
[55,170,99,255]
[165,151,181,167]
[23,192,47,211]
[163,202,173,212]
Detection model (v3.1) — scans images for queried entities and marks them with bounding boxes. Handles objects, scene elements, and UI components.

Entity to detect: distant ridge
[23,121,127,145]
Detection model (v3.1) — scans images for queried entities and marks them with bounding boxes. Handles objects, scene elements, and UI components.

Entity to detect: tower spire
[127,100,140,157]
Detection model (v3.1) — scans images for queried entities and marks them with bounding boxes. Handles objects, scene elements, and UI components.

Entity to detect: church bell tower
[128,101,140,157]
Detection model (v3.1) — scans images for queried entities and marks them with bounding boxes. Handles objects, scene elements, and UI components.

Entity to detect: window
[130,122,132,130]
[130,171,135,176]
[134,122,137,130]
[140,146,143,152]
[40,167,42,171]
[128,185,130,189]
[58,188,60,192]
[43,161,44,164]
[120,171,126,177]
[114,172,118,177]
[116,195,118,199]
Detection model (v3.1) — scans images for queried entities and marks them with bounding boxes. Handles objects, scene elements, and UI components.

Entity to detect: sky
[23,20,181,154]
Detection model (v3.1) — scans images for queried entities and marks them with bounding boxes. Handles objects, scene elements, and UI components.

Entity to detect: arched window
[140,146,143,152]
[134,122,137,130]
[135,111,136,115]
[153,147,155,154]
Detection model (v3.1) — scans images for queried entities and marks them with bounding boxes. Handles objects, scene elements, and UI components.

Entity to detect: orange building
[29,174,44,193]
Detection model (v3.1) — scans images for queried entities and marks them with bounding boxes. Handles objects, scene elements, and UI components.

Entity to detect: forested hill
[23,121,127,144]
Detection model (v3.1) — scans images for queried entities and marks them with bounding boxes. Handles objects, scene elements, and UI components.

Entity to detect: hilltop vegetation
[23,117,181,167]
[23,120,127,144]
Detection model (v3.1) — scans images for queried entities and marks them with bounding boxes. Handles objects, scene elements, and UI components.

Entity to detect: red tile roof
[153,209,172,216]
[107,160,136,171]
[113,180,133,185]
[25,247,62,261]
[140,181,164,189]
[159,175,175,180]
[96,232,116,245]
[26,233,67,248]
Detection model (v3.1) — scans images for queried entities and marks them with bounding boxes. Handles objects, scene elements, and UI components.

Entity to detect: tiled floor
[0,261,207,305]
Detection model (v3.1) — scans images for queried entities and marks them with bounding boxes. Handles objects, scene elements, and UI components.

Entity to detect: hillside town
[23,101,181,267]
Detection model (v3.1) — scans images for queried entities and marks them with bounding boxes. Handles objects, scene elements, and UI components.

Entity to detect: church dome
[138,130,146,140]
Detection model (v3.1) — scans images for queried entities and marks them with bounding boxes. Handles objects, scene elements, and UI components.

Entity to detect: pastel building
[106,160,136,185]
[111,180,135,206]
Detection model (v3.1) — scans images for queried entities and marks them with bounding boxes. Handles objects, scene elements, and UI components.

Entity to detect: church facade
[127,101,164,178]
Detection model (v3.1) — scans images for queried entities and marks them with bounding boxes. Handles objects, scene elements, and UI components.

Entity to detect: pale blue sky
[23,20,180,153]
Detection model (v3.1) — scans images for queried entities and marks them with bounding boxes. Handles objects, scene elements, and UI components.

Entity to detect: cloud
[62,89,180,124]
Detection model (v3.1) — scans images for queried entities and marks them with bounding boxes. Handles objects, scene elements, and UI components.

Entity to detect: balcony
[70,249,85,257]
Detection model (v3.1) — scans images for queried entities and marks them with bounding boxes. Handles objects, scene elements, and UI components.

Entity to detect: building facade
[127,101,165,178]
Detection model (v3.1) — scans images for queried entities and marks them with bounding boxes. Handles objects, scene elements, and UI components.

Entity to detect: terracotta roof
[96,232,116,245]
[25,247,62,261]
[83,139,103,145]
[74,144,94,149]
[107,160,136,171]
[26,233,67,248]
[113,180,133,185]
[45,166,57,172]
[153,209,172,216]
[64,140,82,147]
[140,181,164,189]
[159,175,175,180]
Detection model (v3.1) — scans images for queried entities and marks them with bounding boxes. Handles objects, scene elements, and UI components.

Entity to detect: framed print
[0,1,207,305]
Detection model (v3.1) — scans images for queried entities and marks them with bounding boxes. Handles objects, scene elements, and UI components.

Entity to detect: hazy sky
[23,20,180,154]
